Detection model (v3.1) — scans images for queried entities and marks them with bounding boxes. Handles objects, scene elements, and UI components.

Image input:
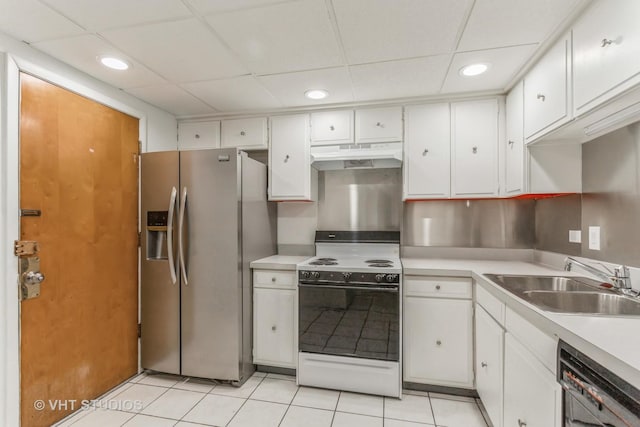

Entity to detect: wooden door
[19,73,139,427]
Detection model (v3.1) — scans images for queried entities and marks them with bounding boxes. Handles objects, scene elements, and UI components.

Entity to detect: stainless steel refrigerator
[140,148,276,383]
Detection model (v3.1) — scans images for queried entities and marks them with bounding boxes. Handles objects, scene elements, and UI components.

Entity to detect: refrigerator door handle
[178,186,188,285]
[167,186,178,284]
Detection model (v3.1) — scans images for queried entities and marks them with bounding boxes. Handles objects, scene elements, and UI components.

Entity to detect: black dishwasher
[558,340,640,427]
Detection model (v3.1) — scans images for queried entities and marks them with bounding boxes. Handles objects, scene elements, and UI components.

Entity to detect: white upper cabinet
[311,110,354,146]
[573,0,640,115]
[505,82,524,195]
[355,106,403,143]
[451,99,499,198]
[178,121,220,151]
[269,114,312,201]
[221,117,268,150]
[523,34,571,141]
[403,103,451,200]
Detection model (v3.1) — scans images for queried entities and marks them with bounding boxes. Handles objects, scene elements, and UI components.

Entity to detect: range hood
[310,142,403,170]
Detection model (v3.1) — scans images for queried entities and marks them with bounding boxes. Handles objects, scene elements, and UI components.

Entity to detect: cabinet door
[505,82,524,195]
[504,333,562,427]
[356,106,403,143]
[403,104,450,199]
[311,110,354,145]
[269,114,311,201]
[573,0,640,115]
[178,121,220,150]
[221,117,267,150]
[523,35,570,139]
[253,287,296,368]
[404,297,473,388]
[475,305,504,427]
[451,99,499,197]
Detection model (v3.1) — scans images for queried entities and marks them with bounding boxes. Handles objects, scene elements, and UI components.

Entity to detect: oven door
[298,282,399,362]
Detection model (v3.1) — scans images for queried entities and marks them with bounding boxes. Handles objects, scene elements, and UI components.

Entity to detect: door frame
[0,53,147,427]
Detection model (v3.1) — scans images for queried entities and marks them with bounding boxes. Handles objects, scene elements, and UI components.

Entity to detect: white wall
[0,32,177,427]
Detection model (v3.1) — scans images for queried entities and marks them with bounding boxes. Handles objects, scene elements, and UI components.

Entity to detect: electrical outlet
[569,230,582,243]
[589,226,600,250]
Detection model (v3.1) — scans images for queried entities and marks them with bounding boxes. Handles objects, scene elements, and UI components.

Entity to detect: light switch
[588,226,600,250]
[569,230,582,243]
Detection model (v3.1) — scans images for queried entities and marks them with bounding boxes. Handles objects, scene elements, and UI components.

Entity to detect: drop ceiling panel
[206,0,342,74]
[42,0,192,31]
[127,84,216,116]
[0,0,84,43]
[458,0,583,51]
[181,76,282,112]
[186,0,297,15]
[441,44,538,93]
[258,67,353,107]
[32,34,166,89]
[333,0,472,64]
[350,55,451,101]
[101,19,248,83]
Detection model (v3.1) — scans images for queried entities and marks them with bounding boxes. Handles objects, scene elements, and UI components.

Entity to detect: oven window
[564,391,606,427]
[299,285,399,362]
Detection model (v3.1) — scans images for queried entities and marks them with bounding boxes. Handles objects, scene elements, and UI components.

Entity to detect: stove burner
[369,263,393,268]
[317,257,337,261]
[309,260,338,266]
[365,259,392,264]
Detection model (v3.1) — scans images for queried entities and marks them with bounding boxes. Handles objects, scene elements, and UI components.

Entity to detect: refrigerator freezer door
[141,151,180,375]
[180,148,242,380]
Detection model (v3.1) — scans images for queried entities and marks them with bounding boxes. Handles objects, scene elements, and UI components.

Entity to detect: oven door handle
[298,283,399,293]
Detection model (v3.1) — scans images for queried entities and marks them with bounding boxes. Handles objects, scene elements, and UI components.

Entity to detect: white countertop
[402,257,640,389]
[250,255,310,271]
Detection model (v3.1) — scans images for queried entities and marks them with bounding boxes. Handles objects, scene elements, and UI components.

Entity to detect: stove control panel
[298,270,400,285]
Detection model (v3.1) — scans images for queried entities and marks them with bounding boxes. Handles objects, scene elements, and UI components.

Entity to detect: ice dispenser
[146,211,169,260]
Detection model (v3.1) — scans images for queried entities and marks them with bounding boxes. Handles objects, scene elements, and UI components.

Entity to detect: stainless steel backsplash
[317,168,402,231]
[403,199,535,248]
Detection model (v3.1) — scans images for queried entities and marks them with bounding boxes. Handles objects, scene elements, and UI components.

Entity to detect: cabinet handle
[271,325,276,331]
[284,155,290,162]
[537,94,546,101]
[436,340,442,346]
[329,125,335,131]
[240,131,246,136]
[422,149,429,156]
[518,419,527,427]
[472,146,478,154]
[435,285,441,290]
[376,122,384,128]
[194,134,200,139]
[271,277,276,282]
[481,361,488,368]
[508,140,515,147]
[601,38,614,47]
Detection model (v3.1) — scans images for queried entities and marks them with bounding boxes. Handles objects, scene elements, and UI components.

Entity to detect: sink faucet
[564,257,637,296]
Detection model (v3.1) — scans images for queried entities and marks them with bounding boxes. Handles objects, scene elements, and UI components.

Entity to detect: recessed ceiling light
[98,56,130,71]
[304,89,328,100]
[460,63,489,77]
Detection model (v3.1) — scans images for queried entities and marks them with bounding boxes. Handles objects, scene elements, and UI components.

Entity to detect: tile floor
[54,372,489,427]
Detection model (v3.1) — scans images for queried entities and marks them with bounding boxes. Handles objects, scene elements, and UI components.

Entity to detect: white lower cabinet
[475,304,504,427]
[253,270,297,369]
[503,333,562,427]
[404,276,473,388]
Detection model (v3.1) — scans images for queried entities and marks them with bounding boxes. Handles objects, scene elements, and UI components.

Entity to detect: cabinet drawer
[178,121,220,150]
[221,117,267,149]
[476,282,506,326]
[311,110,354,145]
[254,270,296,289]
[404,276,472,299]
[505,307,557,374]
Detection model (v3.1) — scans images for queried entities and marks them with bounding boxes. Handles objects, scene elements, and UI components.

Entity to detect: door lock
[15,240,45,301]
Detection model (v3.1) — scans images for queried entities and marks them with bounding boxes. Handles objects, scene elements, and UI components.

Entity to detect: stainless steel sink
[522,291,640,315]
[483,274,640,316]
